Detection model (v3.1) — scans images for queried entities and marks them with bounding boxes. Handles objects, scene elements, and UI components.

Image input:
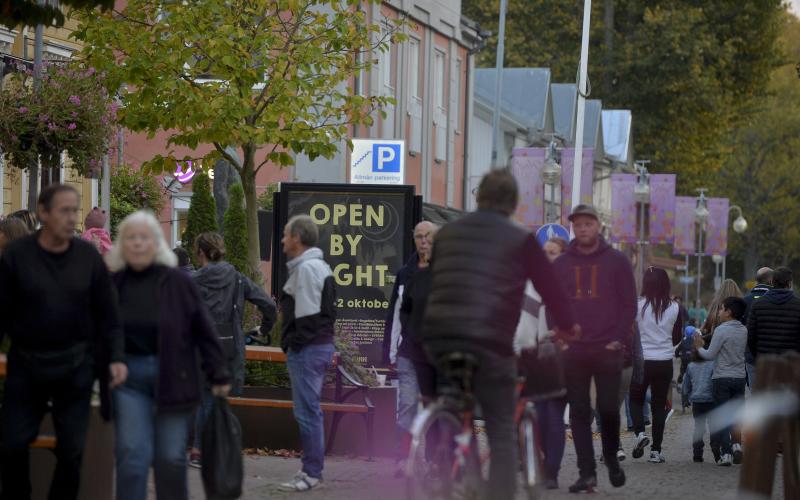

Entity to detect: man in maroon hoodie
[553,205,637,493]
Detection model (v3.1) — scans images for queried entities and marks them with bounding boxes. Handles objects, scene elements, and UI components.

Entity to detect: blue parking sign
[372,143,401,173]
[536,223,570,246]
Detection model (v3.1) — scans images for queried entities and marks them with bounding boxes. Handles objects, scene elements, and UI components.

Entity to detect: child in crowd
[676,325,696,386]
[694,296,748,466]
[681,348,718,463]
[81,207,112,255]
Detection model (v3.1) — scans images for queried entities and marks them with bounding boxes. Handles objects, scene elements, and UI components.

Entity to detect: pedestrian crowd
[0,173,797,500]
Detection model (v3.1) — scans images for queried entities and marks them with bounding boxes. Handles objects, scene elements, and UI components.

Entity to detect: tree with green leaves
[463,0,785,191]
[76,0,405,276]
[109,164,164,238]
[716,12,800,281]
[181,171,218,258]
[223,183,249,276]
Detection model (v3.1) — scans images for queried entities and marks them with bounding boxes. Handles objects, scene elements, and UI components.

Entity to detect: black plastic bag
[201,397,243,499]
[519,339,567,401]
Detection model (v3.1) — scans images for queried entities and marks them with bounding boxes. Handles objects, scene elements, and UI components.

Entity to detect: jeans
[395,355,419,460]
[534,398,567,480]
[0,352,94,500]
[745,363,756,389]
[630,360,673,452]
[113,355,193,500]
[193,389,214,450]
[564,348,622,478]
[287,343,335,480]
[691,402,719,459]
[712,377,746,455]
[427,344,518,500]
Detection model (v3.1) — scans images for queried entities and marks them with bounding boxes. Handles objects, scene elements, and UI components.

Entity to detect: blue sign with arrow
[536,223,570,246]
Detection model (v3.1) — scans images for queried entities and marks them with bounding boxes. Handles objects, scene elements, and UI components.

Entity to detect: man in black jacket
[553,204,637,493]
[0,184,127,500]
[381,220,436,472]
[747,267,800,360]
[422,169,577,499]
[279,215,337,492]
[742,267,772,386]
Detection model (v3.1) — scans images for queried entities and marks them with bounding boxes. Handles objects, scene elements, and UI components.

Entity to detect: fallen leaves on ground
[243,447,302,458]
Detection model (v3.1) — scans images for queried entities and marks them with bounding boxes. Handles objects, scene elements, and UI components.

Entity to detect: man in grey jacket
[694,296,748,466]
[279,215,337,492]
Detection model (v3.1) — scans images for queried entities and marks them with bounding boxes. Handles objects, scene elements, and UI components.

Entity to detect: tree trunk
[604,0,615,96]
[240,148,262,284]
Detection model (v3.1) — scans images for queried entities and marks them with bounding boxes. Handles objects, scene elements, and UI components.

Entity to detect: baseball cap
[567,204,600,222]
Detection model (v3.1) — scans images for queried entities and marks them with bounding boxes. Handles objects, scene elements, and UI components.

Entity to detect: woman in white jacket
[630,267,682,463]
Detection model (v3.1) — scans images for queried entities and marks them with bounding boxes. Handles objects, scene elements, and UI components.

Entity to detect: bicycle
[404,352,544,500]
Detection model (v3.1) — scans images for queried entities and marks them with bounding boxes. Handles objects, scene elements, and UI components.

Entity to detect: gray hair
[286,215,319,247]
[106,210,178,272]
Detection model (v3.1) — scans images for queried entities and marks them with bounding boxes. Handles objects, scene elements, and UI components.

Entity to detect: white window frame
[407,36,422,154]
[171,193,192,247]
[434,49,447,162]
[454,58,462,133]
[380,24,396,138]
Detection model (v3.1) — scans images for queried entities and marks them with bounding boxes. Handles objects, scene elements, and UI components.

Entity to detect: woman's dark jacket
[112,266,230,412]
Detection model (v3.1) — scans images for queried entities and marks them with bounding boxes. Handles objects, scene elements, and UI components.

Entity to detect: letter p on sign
[372,144,401,173]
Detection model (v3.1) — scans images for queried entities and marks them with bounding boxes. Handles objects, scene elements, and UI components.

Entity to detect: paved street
[182,407,785,499]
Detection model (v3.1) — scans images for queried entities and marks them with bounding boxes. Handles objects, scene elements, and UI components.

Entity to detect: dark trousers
[534,398,567,480]
[0,356,94,500]
[691,402,719,459]
[564,349,622,478]
[630,360,673,452]
[712,378,745,455]
[428,345,518,500]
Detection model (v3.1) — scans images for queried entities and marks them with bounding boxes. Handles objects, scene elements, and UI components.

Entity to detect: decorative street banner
[610,173,637,243]
[273,183,417,367]
[705,197,730,256]
[673,196,697,255]
[560,148,594,226]
[649,174,676,244]
[511,148,545,229]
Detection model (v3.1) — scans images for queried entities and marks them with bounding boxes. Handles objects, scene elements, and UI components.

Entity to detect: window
[434,49,447,162]
[454,59,462,132]
[355,50,366,97]
[407,37,422,153]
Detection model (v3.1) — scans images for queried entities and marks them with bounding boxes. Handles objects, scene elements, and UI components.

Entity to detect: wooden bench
[237,346,375,459]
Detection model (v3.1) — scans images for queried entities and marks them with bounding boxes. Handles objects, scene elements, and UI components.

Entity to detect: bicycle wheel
[518,403,543,500]
[405,405,482,500]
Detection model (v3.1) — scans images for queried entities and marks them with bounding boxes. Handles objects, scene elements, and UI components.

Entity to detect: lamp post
[694,189,709,321]
[722,205,748,281]
[634,160,651,292]
[541,141,561,224]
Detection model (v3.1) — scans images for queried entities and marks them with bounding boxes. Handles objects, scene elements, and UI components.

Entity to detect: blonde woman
[701,279,743,342]
[106,211,230,500]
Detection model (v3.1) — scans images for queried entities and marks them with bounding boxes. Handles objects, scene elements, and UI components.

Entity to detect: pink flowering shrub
[0,63,117,175]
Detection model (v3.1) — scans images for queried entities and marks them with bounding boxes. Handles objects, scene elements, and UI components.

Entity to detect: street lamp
[634,160,650,292]
[694,189,709,322]
[721,205,748,281]
[541,140,561,224]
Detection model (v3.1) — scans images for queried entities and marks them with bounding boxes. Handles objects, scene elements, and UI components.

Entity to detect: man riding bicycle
[421,169,579,499]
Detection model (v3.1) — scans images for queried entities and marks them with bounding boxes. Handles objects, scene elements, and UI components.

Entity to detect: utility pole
[571,0,592,219]
[490,0,508,169]
[27,0,45,210]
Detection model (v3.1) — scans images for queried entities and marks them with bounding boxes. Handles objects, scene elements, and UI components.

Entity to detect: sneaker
[693,456,704,463]
[648,451,666,463]
[606,459,626,488]
[617,448,627,462]
[188,452,201,469]
[568,475,597,493]
[632,432,650,459]
[712,449,721,464]
[280,471,321,491]
[717,454,733,467]
[732,444,743,464]
[543,478,559,490]
[664,409,675,424]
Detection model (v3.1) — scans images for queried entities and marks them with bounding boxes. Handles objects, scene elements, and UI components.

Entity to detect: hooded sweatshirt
[553,237,637,352]
[747,288,800,356]
[281,247,337,353]
[193,261,277,394]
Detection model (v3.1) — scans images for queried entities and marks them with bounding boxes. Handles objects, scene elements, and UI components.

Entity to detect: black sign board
[272,183,418,366]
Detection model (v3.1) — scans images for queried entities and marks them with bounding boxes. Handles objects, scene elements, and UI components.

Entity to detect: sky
[792,0,800,16]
